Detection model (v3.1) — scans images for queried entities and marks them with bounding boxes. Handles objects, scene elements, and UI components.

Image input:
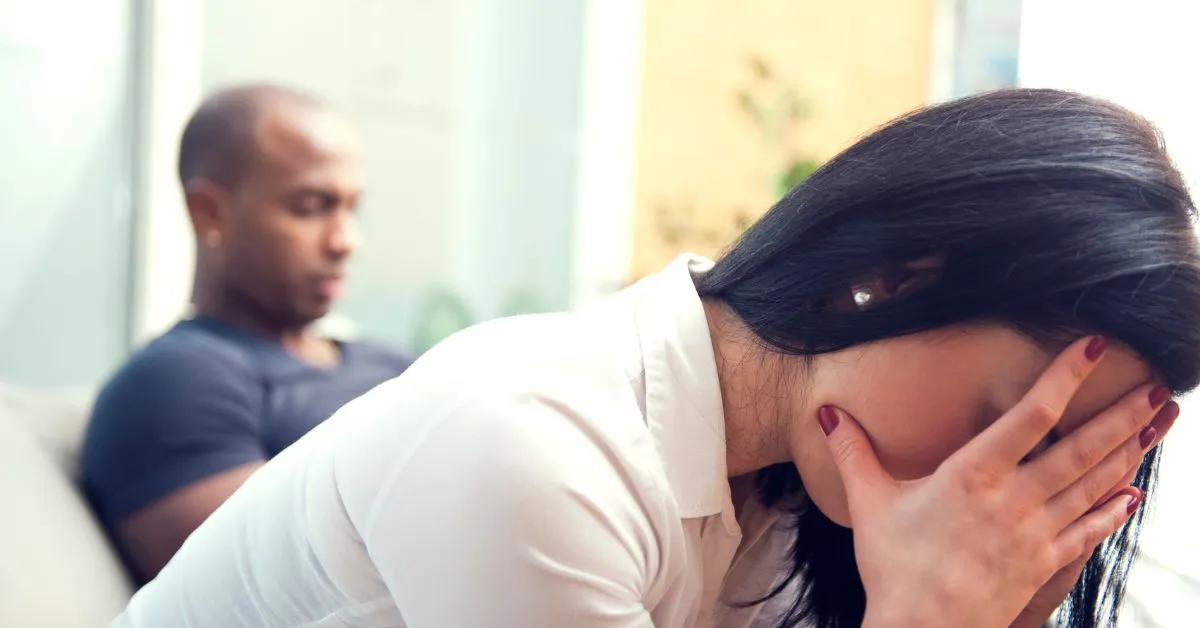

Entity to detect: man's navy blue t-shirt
[81,316,413,529]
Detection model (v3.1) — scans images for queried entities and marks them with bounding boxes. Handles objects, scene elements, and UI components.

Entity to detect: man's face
[219,106,364,326]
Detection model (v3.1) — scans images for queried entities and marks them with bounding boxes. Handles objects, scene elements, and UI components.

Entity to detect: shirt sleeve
[82,343,265,527]
[356,393,662,628]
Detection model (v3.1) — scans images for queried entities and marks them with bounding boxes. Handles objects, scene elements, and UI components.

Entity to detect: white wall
[929,0,1023,101]
[570,0,643,306]
[128,0,204,345]
[1020,2,1200,624]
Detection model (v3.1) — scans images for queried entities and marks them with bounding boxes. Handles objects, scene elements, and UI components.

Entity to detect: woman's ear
[845,254,946,310]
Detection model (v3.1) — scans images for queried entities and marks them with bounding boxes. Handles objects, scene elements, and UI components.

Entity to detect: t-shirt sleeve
[352,393,660,628]
[82,344,266,527]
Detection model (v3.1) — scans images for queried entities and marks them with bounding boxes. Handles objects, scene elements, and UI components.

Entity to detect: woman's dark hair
[693,88,1200,628]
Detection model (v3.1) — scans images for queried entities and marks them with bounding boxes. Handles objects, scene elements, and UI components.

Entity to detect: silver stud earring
[852,286,875,309]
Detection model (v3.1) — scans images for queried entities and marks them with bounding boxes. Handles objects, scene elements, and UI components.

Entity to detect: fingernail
[1157,400,1181,423]
[818,406,840,436]
[1125,489,1144,516]
[1139,426,1158,450]
[1149,385,1171,409]
[1085,336,1108,361]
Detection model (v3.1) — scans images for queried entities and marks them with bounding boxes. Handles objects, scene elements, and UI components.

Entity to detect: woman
[111,89,1200,628]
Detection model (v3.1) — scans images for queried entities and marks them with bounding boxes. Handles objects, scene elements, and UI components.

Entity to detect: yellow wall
[630,0,937,278]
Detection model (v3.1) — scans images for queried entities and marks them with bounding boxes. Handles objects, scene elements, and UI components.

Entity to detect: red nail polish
[1085,336,1107,361]
[1139,426,1158,449]
[1125,489,1144,516]
[1149,385,1171,409]
[1157,400,1181,423]
[818,406,840,436]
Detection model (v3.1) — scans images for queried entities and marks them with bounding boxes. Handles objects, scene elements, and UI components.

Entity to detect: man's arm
[82,343,265,582]
[116,460,262,580]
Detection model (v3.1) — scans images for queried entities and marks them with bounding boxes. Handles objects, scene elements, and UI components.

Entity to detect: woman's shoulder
[334,360,685,625]
[329,307,671,525]
[417,313,654,463]
[331,351,679,576]
[410,309,647,414]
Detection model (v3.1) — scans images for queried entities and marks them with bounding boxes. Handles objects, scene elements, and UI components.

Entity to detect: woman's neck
[702,299,803,478]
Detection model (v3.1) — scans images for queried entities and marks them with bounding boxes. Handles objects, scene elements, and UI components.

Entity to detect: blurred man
[82,84,412,583]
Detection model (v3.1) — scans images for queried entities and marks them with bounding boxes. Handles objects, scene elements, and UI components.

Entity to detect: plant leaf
[749,55,772,79]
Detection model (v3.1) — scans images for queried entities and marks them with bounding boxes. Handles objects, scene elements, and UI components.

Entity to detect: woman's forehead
[1057,345,1153,435]
[951,326,1153,435]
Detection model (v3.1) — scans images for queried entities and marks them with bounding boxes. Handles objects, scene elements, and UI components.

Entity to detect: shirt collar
[634,254,735,523]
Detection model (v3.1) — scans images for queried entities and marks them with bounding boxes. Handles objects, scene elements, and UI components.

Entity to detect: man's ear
[184,179,228,245]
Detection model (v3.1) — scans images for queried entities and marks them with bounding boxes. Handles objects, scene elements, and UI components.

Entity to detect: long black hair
[693,88,1200,628]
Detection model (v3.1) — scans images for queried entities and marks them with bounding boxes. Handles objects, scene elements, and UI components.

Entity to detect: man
[82,84,412,583]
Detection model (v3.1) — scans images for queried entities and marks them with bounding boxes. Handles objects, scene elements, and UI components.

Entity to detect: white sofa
[0,383,133,627]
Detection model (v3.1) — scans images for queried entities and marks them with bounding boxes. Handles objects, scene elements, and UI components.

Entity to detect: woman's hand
[817,336,1178,628]
[1009,554,1093,628]
[1009,397,1178,628]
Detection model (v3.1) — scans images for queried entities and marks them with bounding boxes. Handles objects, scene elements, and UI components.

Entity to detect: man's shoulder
[94,322,262,413]
[132,321,259,372]
[82,323,269,528]
[84,323,266,471]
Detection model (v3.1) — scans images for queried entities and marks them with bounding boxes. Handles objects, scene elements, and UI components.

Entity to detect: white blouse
[111,255,792,628]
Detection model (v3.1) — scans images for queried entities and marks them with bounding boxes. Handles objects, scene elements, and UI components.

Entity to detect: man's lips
[315,275,346,299]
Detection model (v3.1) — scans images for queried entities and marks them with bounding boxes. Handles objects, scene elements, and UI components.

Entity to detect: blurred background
[0,0,1036,387]
[1,0,1197,624]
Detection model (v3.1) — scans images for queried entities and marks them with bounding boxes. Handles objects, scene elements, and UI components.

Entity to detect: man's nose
[326,210,360,258]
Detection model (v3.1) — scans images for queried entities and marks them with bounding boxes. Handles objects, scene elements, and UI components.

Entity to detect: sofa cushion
[0,385,132,627]
[0,383,94,481]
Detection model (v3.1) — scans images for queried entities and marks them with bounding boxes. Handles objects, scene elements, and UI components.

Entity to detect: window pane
[952,0,1022,97]
[0,0,134,386]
